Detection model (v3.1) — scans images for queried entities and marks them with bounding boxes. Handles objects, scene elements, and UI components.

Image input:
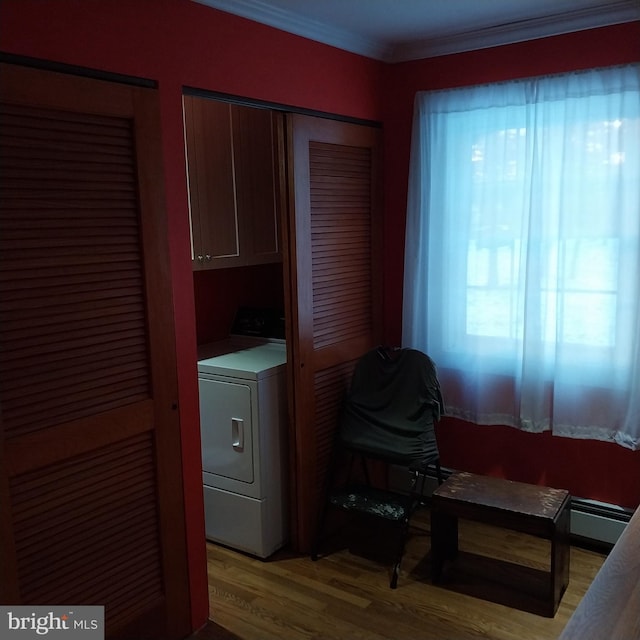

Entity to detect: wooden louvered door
[284,114,382,552]
[0,64,191,639]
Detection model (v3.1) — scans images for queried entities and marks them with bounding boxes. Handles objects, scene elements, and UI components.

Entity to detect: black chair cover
[340,348,443,471]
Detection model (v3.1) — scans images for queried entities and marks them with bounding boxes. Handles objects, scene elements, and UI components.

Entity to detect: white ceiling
[192,0,639,62]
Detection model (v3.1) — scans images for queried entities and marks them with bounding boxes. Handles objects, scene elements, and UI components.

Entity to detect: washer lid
[197,340,286,380]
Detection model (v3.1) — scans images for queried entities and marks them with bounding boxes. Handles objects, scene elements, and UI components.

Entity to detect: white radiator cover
[388,466,631,546]
[570,499,629,546]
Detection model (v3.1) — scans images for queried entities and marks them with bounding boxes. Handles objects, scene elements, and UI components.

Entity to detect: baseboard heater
[388,465,632,548]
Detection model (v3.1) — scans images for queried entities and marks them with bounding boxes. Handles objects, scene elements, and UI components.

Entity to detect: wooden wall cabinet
[183,95,282,270]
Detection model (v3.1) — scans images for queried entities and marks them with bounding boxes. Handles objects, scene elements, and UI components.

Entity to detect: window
[403,64,640,449]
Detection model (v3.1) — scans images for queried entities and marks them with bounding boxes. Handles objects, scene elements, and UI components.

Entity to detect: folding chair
[311,347,444,588]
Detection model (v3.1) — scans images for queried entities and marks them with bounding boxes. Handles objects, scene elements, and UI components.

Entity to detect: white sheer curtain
[403,64,640,449]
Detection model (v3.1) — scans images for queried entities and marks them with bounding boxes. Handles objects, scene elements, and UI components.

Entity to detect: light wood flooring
[204,509,607,640]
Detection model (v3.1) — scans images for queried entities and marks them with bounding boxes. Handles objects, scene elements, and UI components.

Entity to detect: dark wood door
[0,63,191,639]
[283,114,382,552]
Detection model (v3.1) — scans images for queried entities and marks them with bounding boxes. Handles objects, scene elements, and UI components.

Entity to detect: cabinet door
[283,114,383,552]
[183,96,282,270]
[183,95,241,269]
[232,104,282,266]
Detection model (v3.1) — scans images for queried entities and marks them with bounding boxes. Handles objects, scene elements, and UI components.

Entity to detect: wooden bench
[431,471,571,617]
[559,504,640,639]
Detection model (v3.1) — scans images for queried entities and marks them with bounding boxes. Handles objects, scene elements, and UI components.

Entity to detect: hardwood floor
[204,508,607,640]
[188,620,241,640]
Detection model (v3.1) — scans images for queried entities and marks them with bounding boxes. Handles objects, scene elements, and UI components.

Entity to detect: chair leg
[389,472,420,588]
[311,468,340,561]
[435,459,443,484]
[311,451,341,561]
[390,503,418,589]
[390,561,400,589]
[311,448,352,561]
[391,523,409,589]
[311,503,327,561]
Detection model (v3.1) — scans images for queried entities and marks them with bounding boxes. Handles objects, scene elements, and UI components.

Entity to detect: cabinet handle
[232,418,244,451]
[196,255,204,263]
[205,254,212,261]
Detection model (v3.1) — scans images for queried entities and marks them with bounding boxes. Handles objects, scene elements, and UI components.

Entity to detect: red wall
[381,22,640,509]
[193,264,285,344]
[2,0,640,627]
[0,0,383,630]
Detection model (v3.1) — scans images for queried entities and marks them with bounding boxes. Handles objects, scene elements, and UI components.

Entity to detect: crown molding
[392,1,640,62]
[191,0,392,60]
[192,0,640,62]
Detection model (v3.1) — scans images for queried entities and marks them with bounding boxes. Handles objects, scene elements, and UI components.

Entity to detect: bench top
[433,471,570,520]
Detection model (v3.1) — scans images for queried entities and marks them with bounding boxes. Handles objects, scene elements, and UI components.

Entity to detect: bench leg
[431,509,458,582]
[550,505,571,615]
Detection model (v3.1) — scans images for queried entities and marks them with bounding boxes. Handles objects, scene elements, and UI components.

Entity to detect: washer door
[199,377,254,484]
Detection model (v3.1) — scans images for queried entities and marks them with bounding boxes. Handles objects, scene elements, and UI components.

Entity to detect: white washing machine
[197,336,288,558]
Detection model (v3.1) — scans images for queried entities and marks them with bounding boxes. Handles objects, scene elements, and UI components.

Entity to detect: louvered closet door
[285,114,382,552]
[0,64,190,639]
